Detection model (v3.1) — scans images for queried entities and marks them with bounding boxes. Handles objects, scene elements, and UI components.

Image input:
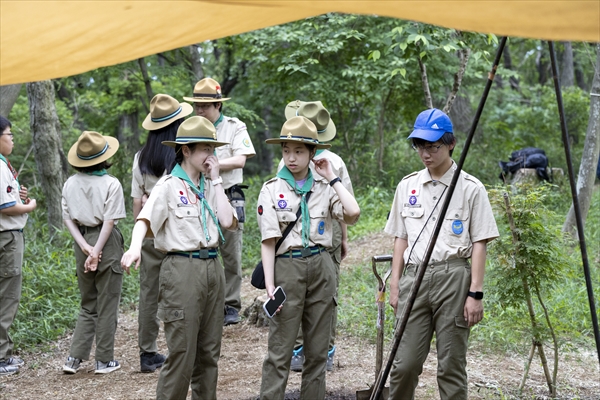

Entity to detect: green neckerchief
[315,149,325,156]
[171,163,224,244]
[84,169,108,176]
[213,113,224,128]
[0,154,22,203]
[276,166,313,248]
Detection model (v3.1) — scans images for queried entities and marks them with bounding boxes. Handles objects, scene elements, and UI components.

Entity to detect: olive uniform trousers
[220,224,243,312]
[260,251,336,400]
[389,258,471,400]
[0,231,24,362]
[69,225,124,362]
[138,238,165,354]
[156,255,224,400]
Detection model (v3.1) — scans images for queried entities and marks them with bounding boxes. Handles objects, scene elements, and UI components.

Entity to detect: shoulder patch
[400,171,419,182]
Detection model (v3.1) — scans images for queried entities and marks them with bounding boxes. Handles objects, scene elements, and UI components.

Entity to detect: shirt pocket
[174,206,201,243]
[444,208,471,244]
[309,203,330,239]
[401,207,425,239]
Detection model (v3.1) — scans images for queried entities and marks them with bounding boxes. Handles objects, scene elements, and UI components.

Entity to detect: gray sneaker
[62,357,82,374]
[0,361,19,376]
[326,346,336,371]
[95,360,120,374]
[5,357,24,367]
[290,346,304,372]
[224,306,241,326]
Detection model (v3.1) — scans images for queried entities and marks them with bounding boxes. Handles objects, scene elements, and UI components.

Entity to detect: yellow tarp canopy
[1,1,599,85]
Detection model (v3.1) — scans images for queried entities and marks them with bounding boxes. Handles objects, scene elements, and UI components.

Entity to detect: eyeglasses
[1,133,14,137]
[412,143,443,154]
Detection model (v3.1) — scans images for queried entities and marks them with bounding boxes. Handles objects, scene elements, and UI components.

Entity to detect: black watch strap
[329,177,342,187]
[467,291,484,300]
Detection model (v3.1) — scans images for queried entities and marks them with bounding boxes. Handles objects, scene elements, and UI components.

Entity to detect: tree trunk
[188,44,204,83]
[26,80,68,232]
[563,43,600,236]
[137,57,154,107]
[260,105,273,174]
[0,84,22,117]
[377,90,392,172]
[560,42,575,88]
[118,111,140,152]
[417,57,433,109]
[443,48,470,114]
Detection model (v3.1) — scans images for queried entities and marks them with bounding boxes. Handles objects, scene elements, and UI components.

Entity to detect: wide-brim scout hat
[162,116,230,148]
[407,108,454,142]
[284,100,336,143]
[183,78,231,103]
[68,131,119,167]
[142,94,193,130]
[265,116,331,149]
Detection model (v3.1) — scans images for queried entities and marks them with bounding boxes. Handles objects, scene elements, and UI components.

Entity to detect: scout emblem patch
[409,195,417,205]
[452,220,464,234]
[243,137,251,147]
[180,196,188,205]
[278,199,287,209]
[6,185,12,193]
[258,205,263,215]
[318,221,325,235]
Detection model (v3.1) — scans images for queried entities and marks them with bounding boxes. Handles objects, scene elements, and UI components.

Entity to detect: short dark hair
[73,161,112,173]
[0,116,12,132]
[411,132,456,156]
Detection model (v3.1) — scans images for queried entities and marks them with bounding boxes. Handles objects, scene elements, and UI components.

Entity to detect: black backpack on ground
[499,147,551,182]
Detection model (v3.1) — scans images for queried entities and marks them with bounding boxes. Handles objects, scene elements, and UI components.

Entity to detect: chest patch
[278,199,287,209]
[318,220,325,235]
[408,195,417,205]
[180,196,189,205]
[452,220,464,235]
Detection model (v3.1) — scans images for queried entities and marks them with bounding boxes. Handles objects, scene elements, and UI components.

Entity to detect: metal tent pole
[369,36,508,400]
[548,41,600,367]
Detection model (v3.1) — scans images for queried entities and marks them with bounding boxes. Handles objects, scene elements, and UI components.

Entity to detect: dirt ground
[1,232,599,399]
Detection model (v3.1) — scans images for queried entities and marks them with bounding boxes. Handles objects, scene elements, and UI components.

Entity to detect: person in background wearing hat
[132,94,193,373]
[121,116,238,400]
[184,78,255,326]
[0,116,37,376]
[385,109,499,399]
[278,101,353,372]
[258,116,360,399]
[61,130,126,375]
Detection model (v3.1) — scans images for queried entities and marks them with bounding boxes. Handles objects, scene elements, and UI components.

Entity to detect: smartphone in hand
[263,286,286,318]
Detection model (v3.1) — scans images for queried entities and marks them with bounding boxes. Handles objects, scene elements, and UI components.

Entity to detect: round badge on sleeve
[318,221,325,235]
[452,220,464,235]
[258,205,263,215]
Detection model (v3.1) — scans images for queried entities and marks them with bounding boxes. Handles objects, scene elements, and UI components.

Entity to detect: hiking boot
[140,352,166,373]
[290,346,304,372]
[5,357,24,367]
[95,360,121,374]
[224,306,241,326]
[0,361,19,376]
[62,357,82,374]
[326,346,336,371]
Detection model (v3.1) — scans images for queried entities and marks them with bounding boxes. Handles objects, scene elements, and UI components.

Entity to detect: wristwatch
[467,291,484,300]
[329,177,342,187]
[211,177,223,186]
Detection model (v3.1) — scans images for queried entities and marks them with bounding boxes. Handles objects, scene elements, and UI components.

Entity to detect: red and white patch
[6,186,12,193]
[257,205,263,215]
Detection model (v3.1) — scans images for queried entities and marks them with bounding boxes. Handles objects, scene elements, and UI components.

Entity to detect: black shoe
[140,352,166,373]
[224,306,241,326]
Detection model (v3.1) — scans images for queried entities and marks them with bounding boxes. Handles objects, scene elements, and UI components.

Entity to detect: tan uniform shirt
[138,175,238,252]
[215,115,256,189]
[0,161,27,231]
[277,149,354,195]
[131,152,163,198]
[61,173,126,226]
[384,162,499,265]
[257,178,350,255]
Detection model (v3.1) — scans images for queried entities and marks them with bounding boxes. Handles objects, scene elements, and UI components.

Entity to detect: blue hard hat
[408,108,453,142]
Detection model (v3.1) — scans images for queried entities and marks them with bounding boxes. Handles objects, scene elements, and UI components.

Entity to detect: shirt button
[433,196,437,200]
[410,212,414,216]
[455,214,459,218]
[432,217,436,221]
[433,183,437,187]
[283,217,286,220]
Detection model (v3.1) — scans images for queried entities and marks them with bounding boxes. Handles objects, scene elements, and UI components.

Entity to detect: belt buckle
[300,248,312,257]
[198,249,210,259]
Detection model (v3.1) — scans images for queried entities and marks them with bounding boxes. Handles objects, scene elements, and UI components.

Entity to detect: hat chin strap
[78,142,108,160]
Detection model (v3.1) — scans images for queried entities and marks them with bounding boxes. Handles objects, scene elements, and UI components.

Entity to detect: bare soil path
[1,233,598,399]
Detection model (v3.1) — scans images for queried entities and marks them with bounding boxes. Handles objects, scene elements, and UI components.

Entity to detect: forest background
[1,13,599,394]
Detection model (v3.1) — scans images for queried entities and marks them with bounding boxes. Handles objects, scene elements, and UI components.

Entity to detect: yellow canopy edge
[1,0,599,85]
